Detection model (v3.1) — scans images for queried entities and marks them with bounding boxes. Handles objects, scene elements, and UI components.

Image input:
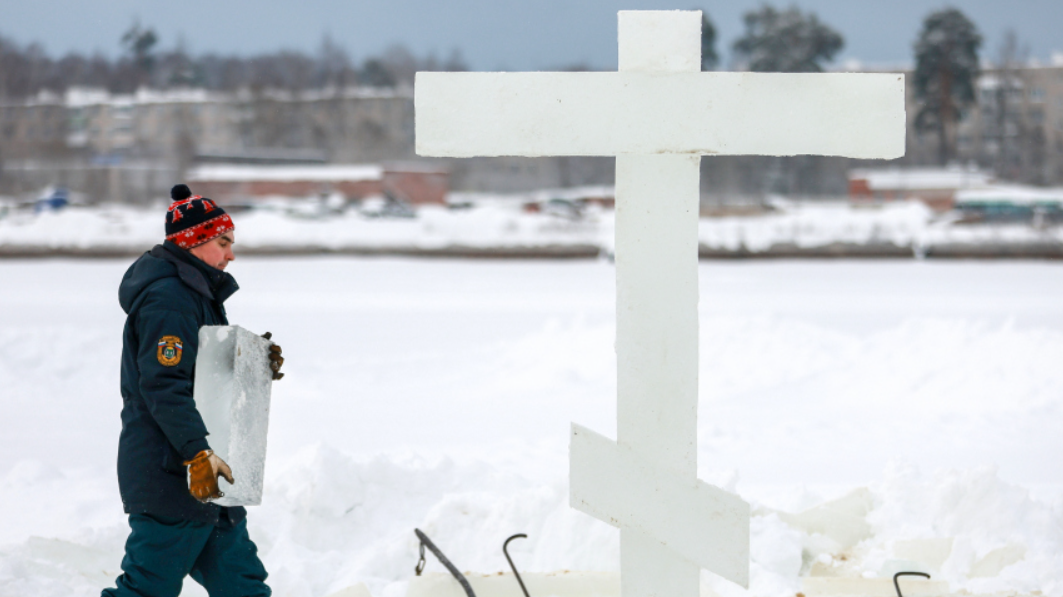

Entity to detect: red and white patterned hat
[165,184,234,249]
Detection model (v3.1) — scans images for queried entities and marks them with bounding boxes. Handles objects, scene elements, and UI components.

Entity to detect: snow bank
[0,203,606,252]
[696,200,932,252]
[2,199,1060,255]
[1,449,1059,597]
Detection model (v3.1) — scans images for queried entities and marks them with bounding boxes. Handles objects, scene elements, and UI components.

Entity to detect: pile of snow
[696,200,932,252]
[1,198,1061,254]
[1,450,1059,597]
[0,202,607,252]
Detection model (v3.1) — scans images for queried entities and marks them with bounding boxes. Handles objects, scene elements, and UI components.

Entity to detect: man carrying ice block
[104,184,284,597]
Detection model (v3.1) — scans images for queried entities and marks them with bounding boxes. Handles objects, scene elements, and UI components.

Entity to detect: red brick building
[848,167,994,212]
[187,163,448,206]
[380,164,449,206]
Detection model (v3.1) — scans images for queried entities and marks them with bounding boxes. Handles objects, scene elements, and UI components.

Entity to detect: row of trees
[716,6,984,166]
[0,25,466,98]
[0,7,1036,179]
[707,6,988,176]
[1,7,976,92]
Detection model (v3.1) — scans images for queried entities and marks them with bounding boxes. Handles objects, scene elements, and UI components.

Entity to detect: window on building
[1029,88,1046,103]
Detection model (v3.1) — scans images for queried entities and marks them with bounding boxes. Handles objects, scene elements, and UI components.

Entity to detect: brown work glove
[262,332,285,380]
[184,450,234,502]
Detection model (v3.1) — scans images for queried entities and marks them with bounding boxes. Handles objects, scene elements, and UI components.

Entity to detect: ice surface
[194,325,274,506]
[1,259,1062,597]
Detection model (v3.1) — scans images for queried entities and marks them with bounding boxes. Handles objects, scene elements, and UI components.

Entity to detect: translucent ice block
[193,325,274,507]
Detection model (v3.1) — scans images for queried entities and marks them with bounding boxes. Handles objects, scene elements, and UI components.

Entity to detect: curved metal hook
[503,533,531,597]
[414,528,477,597]
[893,571,931,597]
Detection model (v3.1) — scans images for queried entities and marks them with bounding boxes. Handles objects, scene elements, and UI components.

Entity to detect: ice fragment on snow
[970,543,1026,578]
[890,538,954,574]
[776,487,873,550]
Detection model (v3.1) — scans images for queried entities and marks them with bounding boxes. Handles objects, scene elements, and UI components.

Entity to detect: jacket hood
[119,248,178,315]
[118,242,239,315]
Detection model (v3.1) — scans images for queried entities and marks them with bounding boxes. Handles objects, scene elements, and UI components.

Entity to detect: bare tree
[441,48,468,72]
[121,21,158,89]
[378,45,418,87]
[316,34,357,88]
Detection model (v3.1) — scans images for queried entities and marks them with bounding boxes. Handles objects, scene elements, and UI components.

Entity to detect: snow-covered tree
[912,8,982,165]
[731,5,843,72]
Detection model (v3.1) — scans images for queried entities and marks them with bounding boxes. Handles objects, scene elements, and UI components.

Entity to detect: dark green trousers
[102,513,270,597]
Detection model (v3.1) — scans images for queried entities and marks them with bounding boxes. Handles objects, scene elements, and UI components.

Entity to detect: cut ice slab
[193,325,274,507]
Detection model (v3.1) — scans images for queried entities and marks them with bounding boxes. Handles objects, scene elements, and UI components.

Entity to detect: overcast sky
[3,0,1062,71]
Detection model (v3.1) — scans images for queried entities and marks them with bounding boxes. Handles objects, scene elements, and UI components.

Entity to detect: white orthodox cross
[415,10,903,597]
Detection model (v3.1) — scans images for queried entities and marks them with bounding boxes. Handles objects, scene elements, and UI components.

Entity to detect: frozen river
[1,257,1060,596]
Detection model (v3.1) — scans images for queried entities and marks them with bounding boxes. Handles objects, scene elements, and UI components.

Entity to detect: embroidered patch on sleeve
[157,335,184,367]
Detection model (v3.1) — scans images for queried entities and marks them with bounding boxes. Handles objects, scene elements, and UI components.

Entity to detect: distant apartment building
[54,87,416,163]
[0,86,417,201]
[0,92,68,159]
[2,63,1063,202]
[903,63,1063,185]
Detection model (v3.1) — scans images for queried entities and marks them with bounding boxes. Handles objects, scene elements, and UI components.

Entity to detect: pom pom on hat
[171,184,193,201]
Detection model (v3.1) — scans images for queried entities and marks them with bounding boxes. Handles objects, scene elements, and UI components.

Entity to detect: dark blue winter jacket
[117,240,245,525]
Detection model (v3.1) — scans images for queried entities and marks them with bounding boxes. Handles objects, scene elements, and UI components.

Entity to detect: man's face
[189,233,235,270]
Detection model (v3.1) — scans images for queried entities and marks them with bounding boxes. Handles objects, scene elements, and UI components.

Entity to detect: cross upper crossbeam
[416,72,905,159]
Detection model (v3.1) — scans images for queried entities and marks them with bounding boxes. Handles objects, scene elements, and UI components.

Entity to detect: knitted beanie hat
[165,184,235,249]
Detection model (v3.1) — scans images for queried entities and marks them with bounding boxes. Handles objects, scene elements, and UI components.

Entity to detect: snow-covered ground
[1,199,1060,255]
[0,257,1061,596]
